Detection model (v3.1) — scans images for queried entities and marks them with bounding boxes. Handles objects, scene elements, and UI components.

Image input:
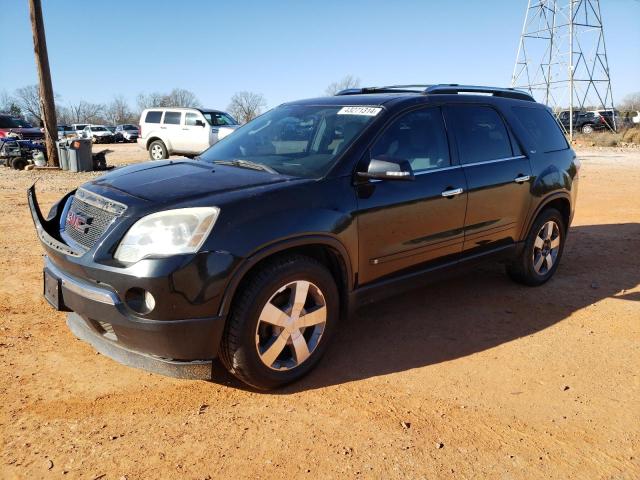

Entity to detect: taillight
[138,125,142,137]
[0,131,5,138]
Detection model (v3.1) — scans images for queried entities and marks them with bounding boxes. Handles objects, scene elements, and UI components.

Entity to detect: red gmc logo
[67,211,90,233]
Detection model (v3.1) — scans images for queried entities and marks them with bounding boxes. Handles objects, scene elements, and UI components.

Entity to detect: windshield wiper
[213,159,278,174]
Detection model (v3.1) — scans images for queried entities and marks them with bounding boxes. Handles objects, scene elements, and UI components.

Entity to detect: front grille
[63,189,126,250]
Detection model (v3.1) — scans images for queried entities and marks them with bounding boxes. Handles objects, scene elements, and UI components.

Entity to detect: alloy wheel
[255,280,327,371]
[532,220,561,275]
[151,144,164,159]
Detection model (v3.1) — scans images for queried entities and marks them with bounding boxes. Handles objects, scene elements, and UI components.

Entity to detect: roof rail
[424,84,535,101]
[335,85,432,96]
[335,84,535,102]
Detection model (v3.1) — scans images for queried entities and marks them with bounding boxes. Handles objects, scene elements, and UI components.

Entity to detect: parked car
[30,84,579,389]
[57,125,76,139]
[137,107,239,159]
[0,114,44,140]
[115,124,139,143]
[556,109,620,134]
[71,124,89,135]
[632,111,640,124]
[82,125,115,144]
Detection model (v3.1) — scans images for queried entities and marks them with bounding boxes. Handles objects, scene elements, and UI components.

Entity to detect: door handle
[441,187,464,197]
[514,175,531,183]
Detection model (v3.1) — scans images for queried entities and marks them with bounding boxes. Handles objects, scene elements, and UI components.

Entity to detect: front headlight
[114,207,220,263]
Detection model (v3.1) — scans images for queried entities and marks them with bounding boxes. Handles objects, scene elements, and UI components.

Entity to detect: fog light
[125,288,155,314]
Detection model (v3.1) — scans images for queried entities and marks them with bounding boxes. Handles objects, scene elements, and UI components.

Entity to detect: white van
[137,107,239,160]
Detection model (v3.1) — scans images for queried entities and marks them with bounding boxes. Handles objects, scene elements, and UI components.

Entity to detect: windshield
[122,124,137,130]
[202,111,238,127]
[199,105,380,178]
[92,126,107,131]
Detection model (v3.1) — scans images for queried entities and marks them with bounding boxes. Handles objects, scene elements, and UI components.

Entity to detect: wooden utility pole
[28,0,59,167]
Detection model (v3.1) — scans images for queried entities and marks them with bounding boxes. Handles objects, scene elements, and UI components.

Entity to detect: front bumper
[29,185,231,379]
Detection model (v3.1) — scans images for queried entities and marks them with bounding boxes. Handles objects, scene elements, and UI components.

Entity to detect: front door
[174,112,210,154]
[444,105,532,251]
[355,107,468,284]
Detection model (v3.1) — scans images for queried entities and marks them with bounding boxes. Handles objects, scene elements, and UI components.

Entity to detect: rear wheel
[148,140,168,160]
[581,124,594,134]
[506,208,566,286]
[220,255,339,390]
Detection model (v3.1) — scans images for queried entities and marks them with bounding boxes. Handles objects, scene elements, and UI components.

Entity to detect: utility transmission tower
[511,0,616,139]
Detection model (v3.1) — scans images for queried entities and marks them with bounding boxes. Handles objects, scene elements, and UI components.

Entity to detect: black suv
[29,84,579,389]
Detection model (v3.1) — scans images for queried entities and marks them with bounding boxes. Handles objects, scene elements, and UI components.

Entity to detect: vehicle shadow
[210,223,639,392]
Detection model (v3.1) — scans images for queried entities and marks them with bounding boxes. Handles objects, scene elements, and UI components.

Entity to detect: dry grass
[572,126,640,147]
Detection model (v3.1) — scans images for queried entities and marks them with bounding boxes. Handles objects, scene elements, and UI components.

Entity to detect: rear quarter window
[513,107,569,153]
[145,111,162,123]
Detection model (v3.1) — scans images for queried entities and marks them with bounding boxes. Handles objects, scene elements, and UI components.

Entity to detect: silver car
[115,124,139,143]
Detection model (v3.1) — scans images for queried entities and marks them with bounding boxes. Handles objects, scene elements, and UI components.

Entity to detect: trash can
[67,139,92,172]
[57,140,70,170]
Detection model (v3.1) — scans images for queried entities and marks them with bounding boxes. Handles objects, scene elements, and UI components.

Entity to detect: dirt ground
[0,144,638,479]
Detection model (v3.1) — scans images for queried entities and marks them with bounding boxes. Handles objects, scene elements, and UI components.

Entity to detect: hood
[87,159,292,203]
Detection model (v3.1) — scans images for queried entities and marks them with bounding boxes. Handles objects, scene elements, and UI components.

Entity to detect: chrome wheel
[150,144,164,159]
[255,280,327,371]
[582,124,594,134]
[532,220,561,275]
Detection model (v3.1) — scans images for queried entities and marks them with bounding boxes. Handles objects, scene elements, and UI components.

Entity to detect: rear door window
[163,111,182,125]
[145,111,162,123]
[513,107,569,152]
[447,106,513,164]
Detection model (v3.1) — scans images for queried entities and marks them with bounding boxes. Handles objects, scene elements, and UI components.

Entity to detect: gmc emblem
[67,211,91,234]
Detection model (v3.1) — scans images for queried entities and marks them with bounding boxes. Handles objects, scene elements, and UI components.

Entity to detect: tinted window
[513,107,568,153]
[0,116,21,128]
[145,111,162,123]
[185,113,201,126]
[163,111,181,125]
[371,108,450,172]
[448,106,512,164]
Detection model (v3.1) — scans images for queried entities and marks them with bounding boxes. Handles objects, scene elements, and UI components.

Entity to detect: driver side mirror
[195,120,205,127]
[357,158,415,181]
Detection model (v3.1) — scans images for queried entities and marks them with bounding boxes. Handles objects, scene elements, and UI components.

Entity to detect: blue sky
[1,0,638,110]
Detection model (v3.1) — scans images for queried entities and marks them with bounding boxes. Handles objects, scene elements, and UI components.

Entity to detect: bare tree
[136,88,200,111]
[136,91,166,111]
[227,91,267,124]
[105,95,134,125]
[0,91,22,117]
[324,75,361,96]
[67,100,105,124]
[14,84,42,122]
[164,88,201,108]
[619,92,640,111]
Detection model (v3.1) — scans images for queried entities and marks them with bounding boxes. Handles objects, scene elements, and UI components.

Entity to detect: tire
[220,254,339,390]
[506,208,566,286]
[11,157,28,170]
[148,140,168,160]
[581,124,594,134]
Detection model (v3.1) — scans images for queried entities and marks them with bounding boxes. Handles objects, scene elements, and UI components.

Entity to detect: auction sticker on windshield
[337,106,382,116]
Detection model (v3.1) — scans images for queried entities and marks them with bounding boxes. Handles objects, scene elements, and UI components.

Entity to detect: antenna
[511,0,616,140]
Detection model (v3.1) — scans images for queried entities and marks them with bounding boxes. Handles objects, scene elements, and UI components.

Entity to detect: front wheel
[506,208,566,286]
[220,255,339,390]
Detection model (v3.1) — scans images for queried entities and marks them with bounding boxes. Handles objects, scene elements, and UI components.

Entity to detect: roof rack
[335,84,535,102]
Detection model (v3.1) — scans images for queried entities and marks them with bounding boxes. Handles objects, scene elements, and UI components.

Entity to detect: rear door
[355,107,468,284]
[444,104,532,251]
[161,110,183,151]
